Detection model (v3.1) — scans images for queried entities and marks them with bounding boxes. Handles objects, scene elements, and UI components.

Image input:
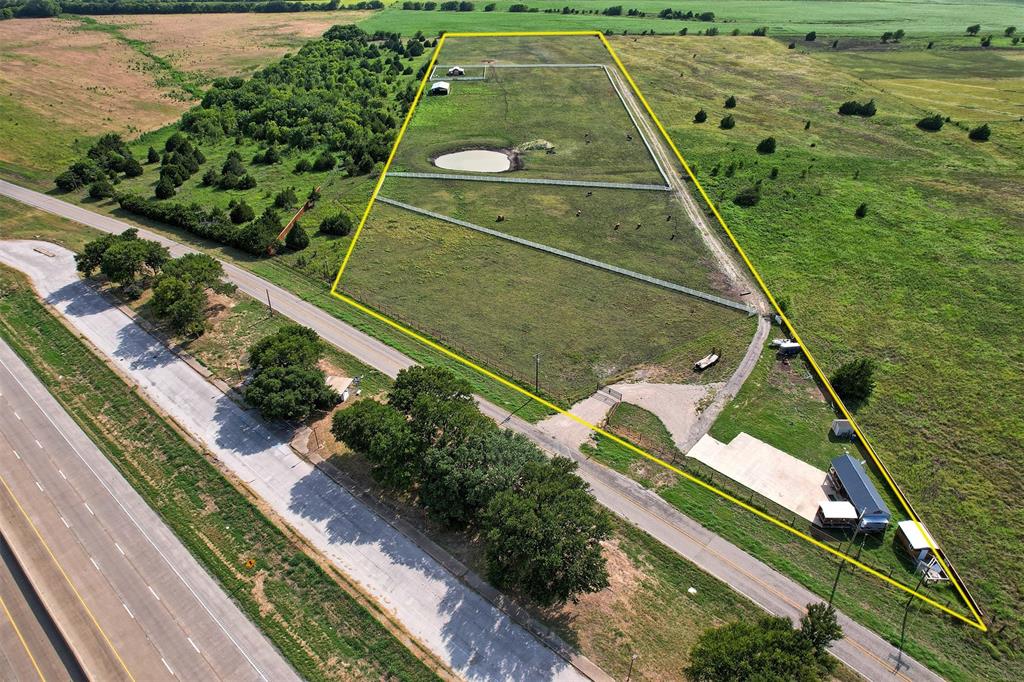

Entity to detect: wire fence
[385,171,670,192]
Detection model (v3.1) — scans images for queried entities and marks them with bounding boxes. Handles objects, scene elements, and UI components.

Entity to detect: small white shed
[830,419,855,439]
[814,500,858,529]
[428,81,451,96]
[447,66,465,76]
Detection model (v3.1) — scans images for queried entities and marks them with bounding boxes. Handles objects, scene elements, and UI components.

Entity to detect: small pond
[434,149,511,173]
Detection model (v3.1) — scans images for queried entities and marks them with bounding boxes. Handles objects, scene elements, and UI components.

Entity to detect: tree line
[2,0,382,17]
[332,366,612,605]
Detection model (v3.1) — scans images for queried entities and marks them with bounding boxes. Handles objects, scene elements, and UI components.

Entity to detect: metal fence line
[386,171,670,192]
[376,196,756,315]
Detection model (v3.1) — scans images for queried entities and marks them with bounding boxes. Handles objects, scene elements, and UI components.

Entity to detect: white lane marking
[13,411,19,420]
[123,602,134,619]
[187,637,200,654]
[161,658,174,676]
[84,502,94,515]
[12,450,19,460]
[59,469,67,480]
[0,351,272,681]
[35,481,43,492]
[60,516,70,528]
[148,585,160,601]
[90,556,100,571]
[115,542,125,556]
[35,439,42,449]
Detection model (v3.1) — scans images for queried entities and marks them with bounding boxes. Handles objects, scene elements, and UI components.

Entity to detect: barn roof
[830,454,891,518]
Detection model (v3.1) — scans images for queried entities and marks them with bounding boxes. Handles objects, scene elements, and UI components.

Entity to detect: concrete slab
[688,433,828,522]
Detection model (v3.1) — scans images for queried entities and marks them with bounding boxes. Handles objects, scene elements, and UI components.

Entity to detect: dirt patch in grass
[103,11,374,79]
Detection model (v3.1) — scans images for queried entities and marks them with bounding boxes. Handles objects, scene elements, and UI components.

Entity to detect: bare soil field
[103,10,371,78]
[0,18,184,185]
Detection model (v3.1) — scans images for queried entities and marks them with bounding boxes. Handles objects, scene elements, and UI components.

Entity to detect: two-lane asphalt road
[0,179,945,681]
[0,336,300,681]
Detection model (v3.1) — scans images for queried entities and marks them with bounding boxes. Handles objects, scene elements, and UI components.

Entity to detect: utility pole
[626,653,638,682]
[829,509,864,607]
[266,288,274,317]
[895,570,928,672]
[533,353,541,393]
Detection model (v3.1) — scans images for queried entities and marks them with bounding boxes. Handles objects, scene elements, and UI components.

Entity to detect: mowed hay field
[101,10,372,79]
[612,36,1023,676]
[380,177,736,295]
[339,203,755,402]
[393,65,664,184]
[0,11,371,188]
[0,17,184,187]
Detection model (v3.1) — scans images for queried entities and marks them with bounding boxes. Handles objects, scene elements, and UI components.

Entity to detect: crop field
[604,34,1023,680]
[393,64,665,184]
[360,0,1024,38]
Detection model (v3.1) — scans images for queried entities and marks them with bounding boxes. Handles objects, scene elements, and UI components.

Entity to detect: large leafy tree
[96,232,168,282]
[245,365,339,421]
[245,325,338,421]
[389,365,475,414]
[686,603,842,681]
[152,276,207,337]
[482,457,611,605]
[332,399,419,489]
[161,253,224,289]
[420,429,544,527]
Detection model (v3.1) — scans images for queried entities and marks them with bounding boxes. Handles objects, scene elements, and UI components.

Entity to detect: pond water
[434,149,511,173]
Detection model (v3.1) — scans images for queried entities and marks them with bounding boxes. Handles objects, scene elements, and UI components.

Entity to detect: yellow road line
[330,30,985,632]
[0,473,136,680]
[0,590,47,681]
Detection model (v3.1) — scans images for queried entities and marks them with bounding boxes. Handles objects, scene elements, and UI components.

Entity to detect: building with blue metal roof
[828,454,891,532]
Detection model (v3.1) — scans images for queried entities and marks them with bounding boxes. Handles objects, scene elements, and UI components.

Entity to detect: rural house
[827,454,891,532]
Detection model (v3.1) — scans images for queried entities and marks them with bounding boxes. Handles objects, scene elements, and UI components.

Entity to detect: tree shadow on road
[286,469,576,681]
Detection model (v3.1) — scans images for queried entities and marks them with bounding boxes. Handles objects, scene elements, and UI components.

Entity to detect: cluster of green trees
[880,29,906,43]
[838,99,877,117]
[75,229,228,335]
[245,325,340,421]
[182,26,419,177]
[156,132,207,199]
[686,602,842,681]
[56,133,142,192]
[332,366,611,605]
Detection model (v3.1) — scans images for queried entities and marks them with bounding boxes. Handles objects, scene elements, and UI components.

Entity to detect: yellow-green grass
[438,33,614,67]
[611,35,1023,677]
[0,263,440,682]
[380,176,732,294]
[392,64,664,184]
[339,202,756,403]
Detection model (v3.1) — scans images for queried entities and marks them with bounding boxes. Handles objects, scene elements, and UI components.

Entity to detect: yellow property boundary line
[330,30,986,632]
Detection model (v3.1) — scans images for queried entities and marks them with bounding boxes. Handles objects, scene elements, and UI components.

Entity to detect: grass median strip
[0,264,442,682]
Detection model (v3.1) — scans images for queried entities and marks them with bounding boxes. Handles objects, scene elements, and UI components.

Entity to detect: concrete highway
[0,335,300,681]
[0,240,588,682]
[0,179,945,681]
[0,531,84,681]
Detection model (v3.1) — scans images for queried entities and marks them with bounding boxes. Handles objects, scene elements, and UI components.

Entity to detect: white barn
[428,81,451,96]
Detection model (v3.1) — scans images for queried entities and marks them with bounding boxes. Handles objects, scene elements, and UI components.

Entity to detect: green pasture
[339,202,755,403]
[361,0,1024,39]
[380,177,731,294]
[393,64,664,184]
[608,34,1022,678]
